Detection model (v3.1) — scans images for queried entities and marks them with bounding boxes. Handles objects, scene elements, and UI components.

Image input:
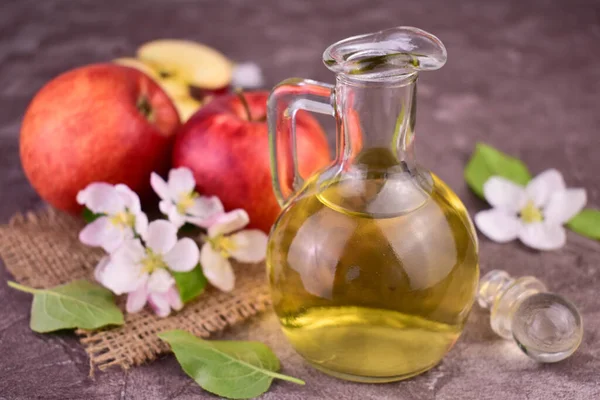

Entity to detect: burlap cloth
[0,207,271,371]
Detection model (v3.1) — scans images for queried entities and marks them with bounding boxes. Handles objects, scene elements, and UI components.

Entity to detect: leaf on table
[158,330,305,399]
[172,264,208,303]
[464,142,532,198]
[8,280,124,333]
[567,208,600,240]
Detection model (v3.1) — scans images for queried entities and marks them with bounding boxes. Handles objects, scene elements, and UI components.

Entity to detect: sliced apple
[137,40,232,90]
[173,96,204,122]
[114,57,158,78]
[113,57,189,99]
[158,79,190,99]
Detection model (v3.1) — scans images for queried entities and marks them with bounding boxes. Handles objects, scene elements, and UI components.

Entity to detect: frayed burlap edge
[0,207,271,371]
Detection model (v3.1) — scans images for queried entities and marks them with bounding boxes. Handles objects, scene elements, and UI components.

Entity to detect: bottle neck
[334,73,418,171]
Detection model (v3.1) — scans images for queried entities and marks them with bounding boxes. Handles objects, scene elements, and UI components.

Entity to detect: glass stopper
[478,270,583,363]
[512,292,583,362]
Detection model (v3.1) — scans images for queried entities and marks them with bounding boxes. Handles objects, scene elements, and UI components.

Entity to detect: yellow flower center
[110,211,135,229]
[520,200,543,223]
[176,191,198,214]
[208,236,237,259]
[141,249,167,274]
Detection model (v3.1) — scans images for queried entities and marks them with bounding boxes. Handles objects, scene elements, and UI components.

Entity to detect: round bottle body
[267,170,479,382]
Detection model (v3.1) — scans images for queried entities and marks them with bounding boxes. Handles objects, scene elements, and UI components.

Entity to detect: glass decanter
[266,27,480,382]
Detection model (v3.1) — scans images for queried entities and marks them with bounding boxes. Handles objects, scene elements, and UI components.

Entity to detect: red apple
[192,85,231,100]
[20,63,180,213]
[173,91,330,233]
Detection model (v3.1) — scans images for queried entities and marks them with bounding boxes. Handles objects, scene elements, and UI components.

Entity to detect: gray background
[1,0,599,398]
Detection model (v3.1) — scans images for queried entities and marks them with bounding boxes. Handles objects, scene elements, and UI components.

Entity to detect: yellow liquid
[282,307,461,381]
[267,167,479,382]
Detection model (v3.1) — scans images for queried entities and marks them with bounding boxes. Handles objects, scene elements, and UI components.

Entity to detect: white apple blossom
[125,269,183,318]
[475,169,586,250]
[95,219,199,317]
[151,167,223,228]
[200,209,267,292]
[77,183,148,253]
[232,62,264,89]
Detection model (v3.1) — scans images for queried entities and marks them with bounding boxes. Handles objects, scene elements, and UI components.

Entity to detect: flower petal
[168,167,196,197]
[147,269,175,293]
[111,239,146,267]
[115,184,141,213]
[145,220,178,254]
[166,286,183,311]
[135,212,149,240]
[76,183,125,215]
[208,209,250,237]
[76,183,102,205]
[126,286,148,313]
[167,206,187,229]
[518,223,566,250]
[200,243,235,292]
[188,196,224,218]
[159,200,174,215]
[93,256,110,283]
[474,209,520,243]
[525,169,566,207]
[483,177,527,213]
[228,230,268,263]
[101,250,146,295]
[164,238,200,272]
[79,216,126,253]
[232,62,264,89]
[150,172,171,201]
[186,213,220,229]
[544,189,587,224]
[148,292,171,317]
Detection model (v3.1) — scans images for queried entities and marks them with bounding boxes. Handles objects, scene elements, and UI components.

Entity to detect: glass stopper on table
[477,269,583,362]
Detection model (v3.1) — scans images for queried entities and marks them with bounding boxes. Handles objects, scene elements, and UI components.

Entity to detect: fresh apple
[20,63,180,214]
[190,85,231,100]
[172,91,330,233]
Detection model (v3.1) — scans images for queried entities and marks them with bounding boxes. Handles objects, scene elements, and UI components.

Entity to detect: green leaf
[82,207,103,223]
[464,143,532,198]
[567,208,600,240]
[172,264,208,303]
[8,280,124,333]
[158,330,305,399]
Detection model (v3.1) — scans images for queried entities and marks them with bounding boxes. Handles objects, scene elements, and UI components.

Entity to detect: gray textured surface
[1,0,600,398]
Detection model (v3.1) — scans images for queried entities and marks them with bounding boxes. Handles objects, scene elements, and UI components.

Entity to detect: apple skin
[192,85,230,99]
[173,91,330,233]
[20,63,180,213]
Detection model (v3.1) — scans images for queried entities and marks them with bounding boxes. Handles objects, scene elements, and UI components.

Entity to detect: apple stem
[235,89,253,122]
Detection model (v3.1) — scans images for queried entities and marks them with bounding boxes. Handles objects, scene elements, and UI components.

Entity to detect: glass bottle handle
[267,78,335,206]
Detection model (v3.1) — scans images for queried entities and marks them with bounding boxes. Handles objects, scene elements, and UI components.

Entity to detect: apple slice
[114,57,158,78]
[173,96,204,122]
[137,40,232,90]
[113,58,189,99]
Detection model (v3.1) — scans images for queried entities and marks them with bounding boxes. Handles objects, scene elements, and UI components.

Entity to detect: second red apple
[172,91,331,233]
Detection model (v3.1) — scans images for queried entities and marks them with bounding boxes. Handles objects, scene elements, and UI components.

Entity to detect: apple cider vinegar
[267,170,479,382]
[267,27,479,381]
